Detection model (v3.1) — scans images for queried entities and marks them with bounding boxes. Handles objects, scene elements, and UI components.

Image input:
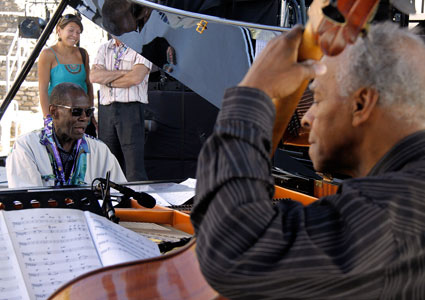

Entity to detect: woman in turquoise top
[47,49,88,95]
[38,14,94,118]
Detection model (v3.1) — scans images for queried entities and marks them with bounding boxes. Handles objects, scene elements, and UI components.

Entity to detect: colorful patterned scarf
[40,115,89,186]
[113,43,128,70]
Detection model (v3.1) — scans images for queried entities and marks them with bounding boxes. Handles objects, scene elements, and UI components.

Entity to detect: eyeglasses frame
[54,104,95,117]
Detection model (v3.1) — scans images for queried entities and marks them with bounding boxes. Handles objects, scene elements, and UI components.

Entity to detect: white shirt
[6,130,127,188]
[93,39,152,105]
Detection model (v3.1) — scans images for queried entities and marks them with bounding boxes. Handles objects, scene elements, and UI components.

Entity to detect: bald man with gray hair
[191,22,425,299]
[6,82,126,188]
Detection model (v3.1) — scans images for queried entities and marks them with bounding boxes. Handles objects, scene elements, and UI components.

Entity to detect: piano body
[64,0,335,216]
[69,0,403,197]
[0,0,412,197]
[68,0,340,197]
[0,0,331,197]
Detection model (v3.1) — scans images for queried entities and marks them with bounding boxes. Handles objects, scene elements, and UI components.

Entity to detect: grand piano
[0,0,409,196]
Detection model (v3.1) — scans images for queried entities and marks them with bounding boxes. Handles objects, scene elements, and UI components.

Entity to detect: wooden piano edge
[116,200,195,234]
[115,185,318,235]
[274,185,318,206]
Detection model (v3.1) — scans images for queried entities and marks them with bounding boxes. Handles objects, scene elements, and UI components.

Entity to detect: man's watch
[106,82,112,88]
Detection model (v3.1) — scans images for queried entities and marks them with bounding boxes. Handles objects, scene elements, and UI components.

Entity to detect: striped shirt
[191,86,425,299]
[93,39,152,105]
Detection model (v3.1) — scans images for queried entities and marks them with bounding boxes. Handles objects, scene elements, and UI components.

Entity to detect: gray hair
[49,82,87,105]
[337,22,425,122]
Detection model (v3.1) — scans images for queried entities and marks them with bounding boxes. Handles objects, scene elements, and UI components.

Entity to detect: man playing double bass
[191,23,425,298]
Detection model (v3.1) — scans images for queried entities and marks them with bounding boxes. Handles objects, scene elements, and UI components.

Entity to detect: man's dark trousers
[99,101,147,181]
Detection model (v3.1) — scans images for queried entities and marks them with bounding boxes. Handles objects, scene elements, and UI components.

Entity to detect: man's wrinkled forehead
[309,56,334,91]
[66,90,91,107]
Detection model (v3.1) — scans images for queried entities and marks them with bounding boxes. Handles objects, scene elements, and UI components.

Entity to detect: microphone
[97,178,156,208]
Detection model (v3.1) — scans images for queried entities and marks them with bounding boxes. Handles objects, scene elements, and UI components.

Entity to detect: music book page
[0,213,30,300]
[85,212,160,265]
[0,208,160,300]
[127,178,196,207]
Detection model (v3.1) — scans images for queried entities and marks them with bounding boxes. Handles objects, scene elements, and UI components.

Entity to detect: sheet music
[119,221,192,243]
[4,209,102,300]
[127,178,196,206]
[0,213,30,300]
[85,212,160,266]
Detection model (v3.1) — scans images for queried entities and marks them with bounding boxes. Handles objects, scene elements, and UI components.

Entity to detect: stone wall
[13,87,39,112]
[0,1,42,113]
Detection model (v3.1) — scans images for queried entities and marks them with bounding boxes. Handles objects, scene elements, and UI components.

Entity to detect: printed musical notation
[6,209,102,300]
[124,178,196,207]
[119,221,192,243]
[0,208,161,300]
[0,215,31,300]
[86,212,160,265]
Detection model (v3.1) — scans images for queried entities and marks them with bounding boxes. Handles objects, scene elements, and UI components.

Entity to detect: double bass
[48,0,380,298]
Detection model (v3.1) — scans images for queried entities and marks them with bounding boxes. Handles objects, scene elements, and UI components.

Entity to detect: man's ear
[49,105,58,119]
[351,87,379,127]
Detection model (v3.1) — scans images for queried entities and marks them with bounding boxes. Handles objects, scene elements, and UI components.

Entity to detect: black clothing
[98,101,147,181]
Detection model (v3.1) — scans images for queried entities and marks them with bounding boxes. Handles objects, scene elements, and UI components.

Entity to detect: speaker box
[144,86,218,180]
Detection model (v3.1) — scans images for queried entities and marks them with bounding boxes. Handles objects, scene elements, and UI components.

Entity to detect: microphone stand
[99,171,120,223]
[95,178,156,208]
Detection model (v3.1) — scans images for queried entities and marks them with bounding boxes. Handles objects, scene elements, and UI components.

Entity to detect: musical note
[85,212,160,265]
[1,208,162,299]
[4,209,103,299]
[0,213,31,300]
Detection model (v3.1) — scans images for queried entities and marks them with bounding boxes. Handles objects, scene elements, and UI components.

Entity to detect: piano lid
[69,0,287,108]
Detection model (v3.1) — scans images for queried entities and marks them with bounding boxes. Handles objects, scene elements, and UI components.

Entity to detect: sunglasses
[61,14,82,21]
[59,14,83,31]
[55,104,95,117]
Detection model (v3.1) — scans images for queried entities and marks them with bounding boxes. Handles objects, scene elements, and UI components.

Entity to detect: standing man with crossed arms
[90,38,152,181]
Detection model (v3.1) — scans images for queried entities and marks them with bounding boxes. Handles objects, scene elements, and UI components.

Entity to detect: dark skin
[48,89,93,152]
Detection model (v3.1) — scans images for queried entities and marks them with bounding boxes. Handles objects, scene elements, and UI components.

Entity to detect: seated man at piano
[191,23,425,298]
[6,82,126,188]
